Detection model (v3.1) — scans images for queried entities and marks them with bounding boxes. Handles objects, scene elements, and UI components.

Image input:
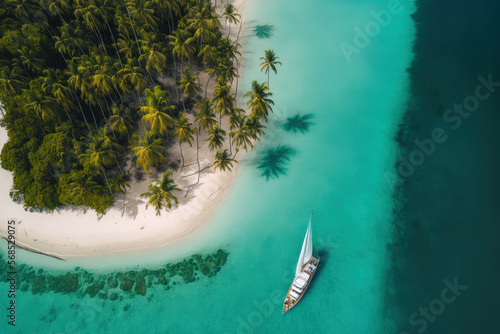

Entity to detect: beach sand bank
[0,0,250,260]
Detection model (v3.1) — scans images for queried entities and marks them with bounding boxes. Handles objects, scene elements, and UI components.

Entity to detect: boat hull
[282,256,319,313]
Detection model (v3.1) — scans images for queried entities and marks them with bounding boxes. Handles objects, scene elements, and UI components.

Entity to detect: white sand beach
[0,0,251,259]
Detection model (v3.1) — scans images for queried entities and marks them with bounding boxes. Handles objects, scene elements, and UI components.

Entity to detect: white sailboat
[282,210,320,313]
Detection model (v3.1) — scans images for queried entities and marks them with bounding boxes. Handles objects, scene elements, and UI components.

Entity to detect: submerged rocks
[135,278,146,296]
[107,276,118,288]
[85,283,100,298]
[120,279,134,292]
[125,270,137,279]
[32,275,47,294]
[47,273,78,294]
[0,248,230,302]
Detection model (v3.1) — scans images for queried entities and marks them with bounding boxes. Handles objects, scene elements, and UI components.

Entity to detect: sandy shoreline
[0,0,251,260]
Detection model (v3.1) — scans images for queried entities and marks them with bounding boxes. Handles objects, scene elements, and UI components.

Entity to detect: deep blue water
[389,0,500,333]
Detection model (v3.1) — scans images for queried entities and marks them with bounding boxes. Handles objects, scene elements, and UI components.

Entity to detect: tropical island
[0,0,283,258]
[0,0,282,213]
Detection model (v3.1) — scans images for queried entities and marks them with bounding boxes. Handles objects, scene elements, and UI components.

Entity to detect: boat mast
[295,210,313,278]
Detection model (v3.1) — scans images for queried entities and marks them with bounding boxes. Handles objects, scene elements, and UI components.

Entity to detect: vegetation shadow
[253,24,274,39]
[257,145,296,180]
[282,113,315,134]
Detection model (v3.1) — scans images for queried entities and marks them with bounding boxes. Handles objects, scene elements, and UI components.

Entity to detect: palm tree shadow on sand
[253,24,274,39]
[282,113,315,134]
[257,145,296,180]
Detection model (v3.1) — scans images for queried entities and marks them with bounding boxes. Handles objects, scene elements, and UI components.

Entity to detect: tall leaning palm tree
[179,67,202,100]
[140,86,175,136]
[211,80,234,125]
[243,80,274,121]
[169,28,195,109]
[208,125,226,152]
[214,149,236,172]
[79,129,123,194]
[222,4,240,38]
[259,49,282,88]
[245,115,266,141]
[229,115,253,155]
[195,99,217,133]
[174,114,195,167]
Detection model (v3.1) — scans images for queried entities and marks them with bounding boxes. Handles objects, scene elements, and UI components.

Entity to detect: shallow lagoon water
[0,0,416,333]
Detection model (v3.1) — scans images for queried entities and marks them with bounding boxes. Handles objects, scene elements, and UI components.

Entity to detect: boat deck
[282,257,319,313]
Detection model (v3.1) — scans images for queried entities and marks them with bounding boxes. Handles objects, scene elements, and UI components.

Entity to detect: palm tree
[140,86,175,136]
[169,29,195,111]
[140,172,180,215]
[65,60,98,130]
[226,107,243,155]
[229,115,253,154]
[243,80,274,121]
[43,0,71,24]
[128,0,158,32]
[79,128,123,193]
[0,66,28,98]
[91,0,124,67]
[160,170,180,194]
[218,58,238,85]
[117,36,136,59]
[140,41,167,81]
[211,80,234,125]
[174,114,195,167]
[10,0,39,22]
[245,115,266,140]
[59,170,110,211]
[214,149,236,172]
[151,0,180,34]
[198,44,218,67]
[41,68,76,128]
[23,80,59,122]
[259,49,282,88]
[115,0,143,58]
[92,69,114,98]
[218,37,241,62]
[194,99,217,133]
[203,63,217,99]
[186,4,220,47]
[109,105,133,140]
[222,4,240,38]
[208,125,226,151]
[131,132,167,173]
[18,46,45,75]
[119,64,147,100]
[108,173,131,194]
[54,23,88,57]
[228,107,244,132]
[179,67,202,99]
[74,0,110,58]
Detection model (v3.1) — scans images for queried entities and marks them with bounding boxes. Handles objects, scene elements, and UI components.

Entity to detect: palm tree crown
[214,149,236,172]
[243,80,274,121]
[259,49,282,87]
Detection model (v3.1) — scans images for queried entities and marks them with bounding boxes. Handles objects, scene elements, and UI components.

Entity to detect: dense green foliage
[0,0,275,214]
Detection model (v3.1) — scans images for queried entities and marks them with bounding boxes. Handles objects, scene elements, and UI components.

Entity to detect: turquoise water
[0,0,415,332]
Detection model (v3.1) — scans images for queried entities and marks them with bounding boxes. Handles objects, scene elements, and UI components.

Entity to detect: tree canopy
[0,0,275,215]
